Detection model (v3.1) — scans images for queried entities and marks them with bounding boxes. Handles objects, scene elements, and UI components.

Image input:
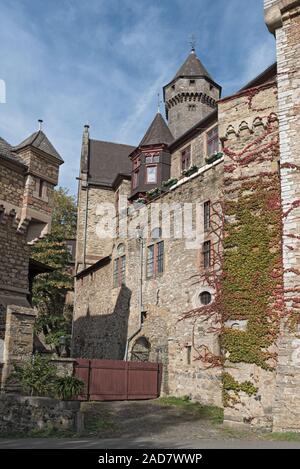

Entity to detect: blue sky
[0,0,276,195]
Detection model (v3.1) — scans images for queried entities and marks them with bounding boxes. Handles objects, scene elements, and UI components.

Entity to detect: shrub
[54,375,84,400]
[10,355,57,397]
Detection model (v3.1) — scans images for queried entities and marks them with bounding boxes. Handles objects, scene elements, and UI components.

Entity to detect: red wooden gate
[74,359,162,401]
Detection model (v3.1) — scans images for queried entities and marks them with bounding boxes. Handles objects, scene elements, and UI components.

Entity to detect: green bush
[54,375,84,400]
[9,354,84,400]
[10,355,57,397]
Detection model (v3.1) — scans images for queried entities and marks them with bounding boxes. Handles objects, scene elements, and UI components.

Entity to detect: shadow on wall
[71,285,131,360]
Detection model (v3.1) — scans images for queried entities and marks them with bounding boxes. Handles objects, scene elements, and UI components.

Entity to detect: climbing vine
[222,372,258,407]
[181,85,285,404]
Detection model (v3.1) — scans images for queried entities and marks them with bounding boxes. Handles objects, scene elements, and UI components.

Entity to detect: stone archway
[131,336,151,362]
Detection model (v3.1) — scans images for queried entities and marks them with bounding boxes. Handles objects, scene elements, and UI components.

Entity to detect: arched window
[113,244,126,288]
[131,337,151,362]
[147,229,164,279]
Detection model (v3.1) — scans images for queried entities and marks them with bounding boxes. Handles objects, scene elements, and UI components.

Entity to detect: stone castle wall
[73,161,224,406]
[218,82,281,429]
[0,394,82,435]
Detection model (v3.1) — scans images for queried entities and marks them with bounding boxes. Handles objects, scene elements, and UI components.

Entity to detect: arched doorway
[131,336,151,361]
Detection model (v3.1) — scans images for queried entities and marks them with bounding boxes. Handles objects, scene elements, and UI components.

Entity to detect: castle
[73,0,300,431]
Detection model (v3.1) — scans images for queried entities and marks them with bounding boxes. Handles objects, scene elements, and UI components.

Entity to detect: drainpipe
[124,230,144,360]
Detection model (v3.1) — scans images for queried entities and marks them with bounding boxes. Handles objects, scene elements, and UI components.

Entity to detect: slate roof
[172,50,212,81]
[0,137,26,167]
[13,130,63,162]
[139,112,174,147]
[88,140,135,186]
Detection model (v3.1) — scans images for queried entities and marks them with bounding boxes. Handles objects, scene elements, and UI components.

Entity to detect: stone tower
[163,47,221,139]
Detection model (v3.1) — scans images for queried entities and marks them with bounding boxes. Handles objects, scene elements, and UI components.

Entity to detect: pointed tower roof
[13,130,63,163]
[139,112,174,147]
[173,49,212,81]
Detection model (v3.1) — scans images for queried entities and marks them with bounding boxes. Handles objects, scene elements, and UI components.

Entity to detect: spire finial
[189,34,196,52]
[38,119,43,131]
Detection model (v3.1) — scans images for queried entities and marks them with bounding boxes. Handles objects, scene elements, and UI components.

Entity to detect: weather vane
[189,33,196,52]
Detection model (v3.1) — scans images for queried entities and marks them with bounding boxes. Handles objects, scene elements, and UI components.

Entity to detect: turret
[12,122,63,242]
[163,47,221,139]
[129,111,174,200]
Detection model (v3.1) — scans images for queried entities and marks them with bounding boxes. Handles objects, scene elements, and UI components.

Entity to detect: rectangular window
[186,346,192,365]
[39,179,44,198]
[204,201,211,231]
[113,256,126,287]
[133,170,139,189]
[181,146,191,171]
[207,126,219,157]
[157,241,164,274]
[146,165,157,184]
[203,241,211,269]
[147,242,164,279]
[147,245,154,279]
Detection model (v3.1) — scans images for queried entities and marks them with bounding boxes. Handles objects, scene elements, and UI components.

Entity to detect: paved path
[0,436,299,449]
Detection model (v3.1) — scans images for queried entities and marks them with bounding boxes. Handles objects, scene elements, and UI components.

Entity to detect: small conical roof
[173,49,212,81]
[13,130,63,162]
[139,112,174,147]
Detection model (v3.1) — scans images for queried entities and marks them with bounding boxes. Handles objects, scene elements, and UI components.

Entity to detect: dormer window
[146,165,157,184]
[145,155,159,164]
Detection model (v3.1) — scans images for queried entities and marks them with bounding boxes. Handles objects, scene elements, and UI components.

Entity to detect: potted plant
[146,187,162,200]
[205,152,223,165]
[182,165,198,178]
[162,177,178,189]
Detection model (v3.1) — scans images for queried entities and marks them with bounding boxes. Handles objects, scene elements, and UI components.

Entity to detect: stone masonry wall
[0,394,82,435]
[0,163,24,208]
[265,0,300,432]
[73,161,224,406]
[75,185,115,272]
[1,305,36,390]
[218,82,281,429]
[0,211,30,294]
